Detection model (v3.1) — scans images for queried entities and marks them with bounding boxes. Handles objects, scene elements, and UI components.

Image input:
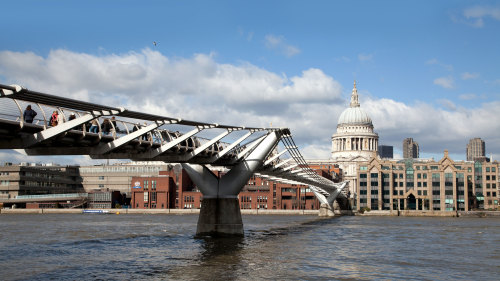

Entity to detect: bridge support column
[182,131,280,237]
[318,203,335,217]
[196,197,243,236]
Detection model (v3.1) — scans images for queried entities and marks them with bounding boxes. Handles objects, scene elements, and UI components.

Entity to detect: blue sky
[1,0,499,164]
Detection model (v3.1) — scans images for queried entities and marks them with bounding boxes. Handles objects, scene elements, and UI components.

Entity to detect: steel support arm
[91,122,163,155]
[207,131,254,163]
[182,131,280,198]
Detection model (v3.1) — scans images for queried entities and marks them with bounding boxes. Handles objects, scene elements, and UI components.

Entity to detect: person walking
[57,111,65,125]
[110,116,119,134]
[89,119,99,133]
[23,105,37,123]
[49,111,58,126]
[101,119,112,135]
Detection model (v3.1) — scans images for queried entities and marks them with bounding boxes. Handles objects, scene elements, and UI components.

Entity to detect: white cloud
[461,72,479,80]
[238,27,254,41]
[358,53,373,62]
[0,49,499,162]
[433,76,454,89]
[463,6,500,27]
[426,58,453,71]
[264,34,301,57]
[459,93,478,100]
[364,97,500,159]
[437,99,457,111]
[335,56,350,63]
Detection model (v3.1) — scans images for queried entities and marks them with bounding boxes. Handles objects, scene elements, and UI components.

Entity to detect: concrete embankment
[356,210,500,217]
[458,211,500,217]
[0,208,320,215]
[3,208,498,217]
[357,210,458,217]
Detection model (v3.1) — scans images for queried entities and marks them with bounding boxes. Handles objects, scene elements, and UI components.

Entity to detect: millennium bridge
[0,83,348,236]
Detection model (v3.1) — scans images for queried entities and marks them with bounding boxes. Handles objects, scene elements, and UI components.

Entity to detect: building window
[98,176,105,180]
[144,192,148,202]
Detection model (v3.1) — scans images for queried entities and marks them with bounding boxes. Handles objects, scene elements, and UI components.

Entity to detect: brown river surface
[0,214,499,280]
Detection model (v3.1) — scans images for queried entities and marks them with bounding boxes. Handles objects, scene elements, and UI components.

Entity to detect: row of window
[80,166,165,174]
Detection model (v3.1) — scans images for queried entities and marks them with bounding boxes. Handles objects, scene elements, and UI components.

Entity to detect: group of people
[22,105,63,127]
[22,105,145,137]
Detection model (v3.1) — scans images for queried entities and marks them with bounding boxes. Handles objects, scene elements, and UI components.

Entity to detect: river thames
[1,214,499,280]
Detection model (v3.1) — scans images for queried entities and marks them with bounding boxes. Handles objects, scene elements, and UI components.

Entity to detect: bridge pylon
[182,131,280,236]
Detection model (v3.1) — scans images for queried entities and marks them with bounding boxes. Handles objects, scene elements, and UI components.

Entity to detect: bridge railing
[0,83,346,204]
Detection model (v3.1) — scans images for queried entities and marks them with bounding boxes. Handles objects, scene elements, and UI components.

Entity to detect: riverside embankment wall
[356,210,500,217]
[2,208,499,217]
[0,208,319,215]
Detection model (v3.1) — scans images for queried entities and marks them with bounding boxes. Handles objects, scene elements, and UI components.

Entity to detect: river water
[0,214,499,280]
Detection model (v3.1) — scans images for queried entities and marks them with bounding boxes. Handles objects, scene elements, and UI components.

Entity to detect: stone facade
[357,150,499,211]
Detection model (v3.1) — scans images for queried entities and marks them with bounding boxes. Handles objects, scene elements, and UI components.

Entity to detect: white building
[331,81,379,196]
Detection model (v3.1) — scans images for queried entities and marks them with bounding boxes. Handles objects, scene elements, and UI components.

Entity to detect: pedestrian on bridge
[110,116,119,134]
[102,118,112,135]
[89,119,99,133]
[23,105,37,123]
[49,111,58,126]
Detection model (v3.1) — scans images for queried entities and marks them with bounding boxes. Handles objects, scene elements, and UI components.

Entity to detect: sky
[0,0,499,165]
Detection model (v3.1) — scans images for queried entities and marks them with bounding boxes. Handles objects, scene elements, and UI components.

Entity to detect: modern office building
[356,150,499,212]
[467,138,486,161]
[78,162,172,194]
[403,138,419,158]
[331,81,379,196]
[0,163,84,199]
[378,145,394,159]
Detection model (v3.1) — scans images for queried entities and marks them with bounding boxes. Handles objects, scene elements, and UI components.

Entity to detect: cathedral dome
[338,106,372,126]
[337,81,372,126]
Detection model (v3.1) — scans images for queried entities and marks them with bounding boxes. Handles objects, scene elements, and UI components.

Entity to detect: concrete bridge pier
[318,203,335,217]
[182,131,280,237]
[196,197,243,236]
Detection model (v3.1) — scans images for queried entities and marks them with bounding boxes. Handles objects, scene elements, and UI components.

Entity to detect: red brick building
[131,165,342,210]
